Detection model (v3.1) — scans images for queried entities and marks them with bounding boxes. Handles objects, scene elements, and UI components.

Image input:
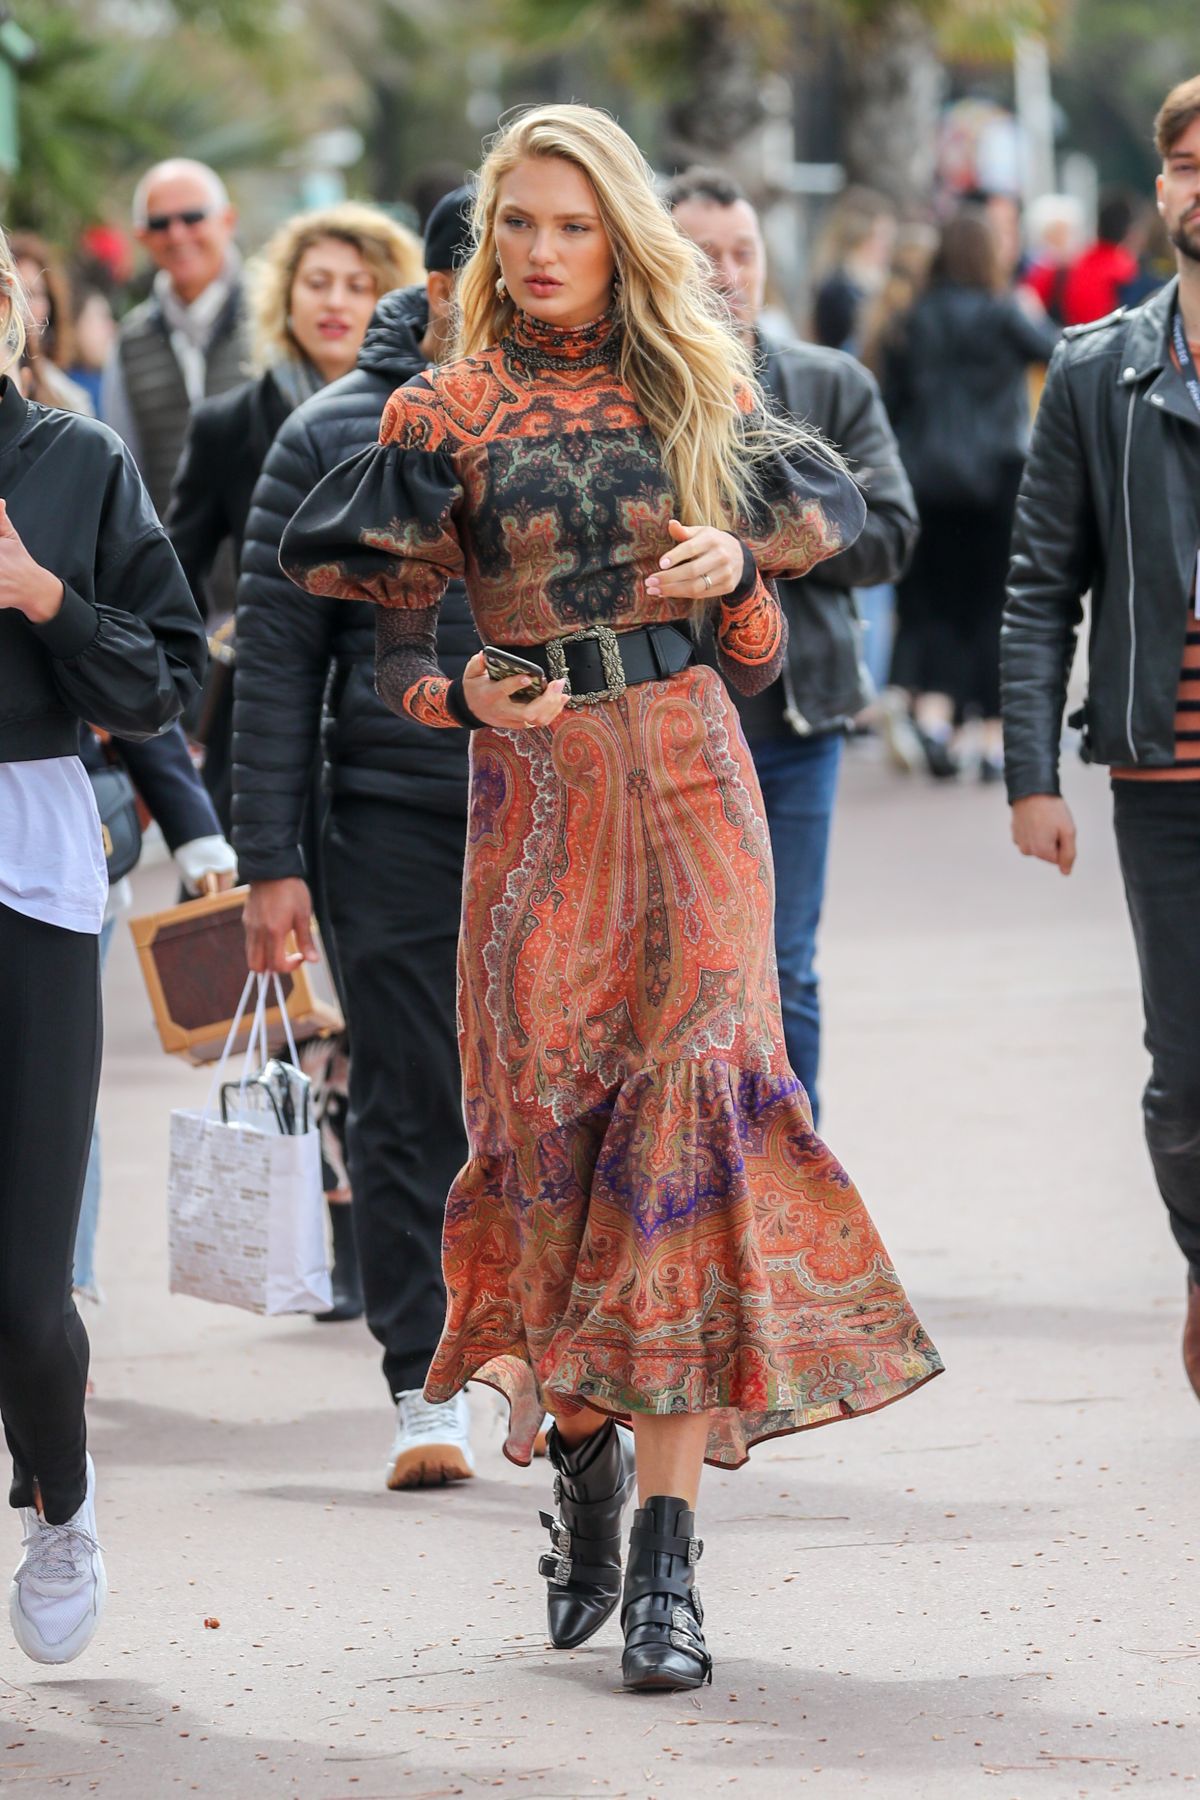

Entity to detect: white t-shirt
[0,757,108,935]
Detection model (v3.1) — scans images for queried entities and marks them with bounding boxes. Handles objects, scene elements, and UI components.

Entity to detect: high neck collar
[505,305,621,374]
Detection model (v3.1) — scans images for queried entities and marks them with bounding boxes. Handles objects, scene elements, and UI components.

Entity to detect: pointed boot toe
[546,1586,616,1650]
[621,1496,713,1693]
[539,1420,635,1650]
[622,1639,710,1692]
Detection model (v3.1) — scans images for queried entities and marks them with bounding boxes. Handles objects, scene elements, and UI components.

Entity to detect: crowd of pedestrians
[0,70,1197,1704]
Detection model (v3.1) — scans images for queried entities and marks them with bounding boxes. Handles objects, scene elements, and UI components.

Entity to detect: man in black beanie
[233,189,483,1488]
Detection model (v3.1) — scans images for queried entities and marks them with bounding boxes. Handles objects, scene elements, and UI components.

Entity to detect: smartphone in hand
[482,646,549,704]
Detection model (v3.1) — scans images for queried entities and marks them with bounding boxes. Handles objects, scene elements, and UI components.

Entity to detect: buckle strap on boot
[539,1425,636,1651]
[621,1566,697,1609]
[622,1587,713,1684]
[627,1525,704,1562]
[620,1495,713,1692]
[667,1603,712,1674]
[552,1470,631,1516]
[538,1510,624,1589]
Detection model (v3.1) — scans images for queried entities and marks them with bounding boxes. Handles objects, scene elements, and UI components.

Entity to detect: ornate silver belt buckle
[545,624,628,707]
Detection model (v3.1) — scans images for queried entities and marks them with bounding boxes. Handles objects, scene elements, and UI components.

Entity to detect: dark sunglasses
[144,208,213,233]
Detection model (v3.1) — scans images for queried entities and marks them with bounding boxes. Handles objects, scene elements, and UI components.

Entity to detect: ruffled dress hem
[425,1356,944,1473]
[424,1056,943,1471]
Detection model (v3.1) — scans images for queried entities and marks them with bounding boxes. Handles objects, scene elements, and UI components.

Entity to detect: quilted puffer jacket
[232,286,476,882]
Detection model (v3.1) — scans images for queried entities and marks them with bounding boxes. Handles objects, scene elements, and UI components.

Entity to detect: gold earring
[495,274,508,300]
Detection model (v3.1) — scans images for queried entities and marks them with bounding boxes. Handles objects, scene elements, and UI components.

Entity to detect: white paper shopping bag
[167,973,333,1316]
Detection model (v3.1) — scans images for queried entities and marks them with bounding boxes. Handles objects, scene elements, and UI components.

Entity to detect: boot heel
[621,1496,713,1692]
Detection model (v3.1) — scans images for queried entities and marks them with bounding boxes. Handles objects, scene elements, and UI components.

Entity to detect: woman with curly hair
[168,202,423,1317]
[166,202,423,826]
[283,106,942,1692]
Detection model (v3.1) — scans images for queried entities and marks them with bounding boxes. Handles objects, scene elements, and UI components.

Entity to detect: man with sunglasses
[101,160,249,532]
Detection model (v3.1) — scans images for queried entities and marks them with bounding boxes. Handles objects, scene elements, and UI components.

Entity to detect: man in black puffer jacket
[232,191,480,1489]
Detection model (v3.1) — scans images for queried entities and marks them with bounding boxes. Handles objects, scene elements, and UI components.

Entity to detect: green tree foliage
[3,0,309,239]
[500,0,1063,82]
[1058,0,1200,186]
[6,0,1197,243]
[162,0,283,48]
[488,0,1065,196]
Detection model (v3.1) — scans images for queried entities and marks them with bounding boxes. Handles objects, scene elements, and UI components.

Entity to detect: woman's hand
[645,519,744,604]
[0,499,64,623]
[461,650,570,730]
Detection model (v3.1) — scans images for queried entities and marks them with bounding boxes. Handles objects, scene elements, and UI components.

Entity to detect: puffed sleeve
[280,376,472,729]
[715,392,868,696]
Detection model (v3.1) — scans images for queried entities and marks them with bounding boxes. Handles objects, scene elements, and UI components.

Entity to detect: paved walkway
[3,748,1196,1800]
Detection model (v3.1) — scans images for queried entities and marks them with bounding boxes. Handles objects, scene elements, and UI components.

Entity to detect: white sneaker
[878,687,924,773]
[10,1453,107,1665]
[386,1390,475,1490]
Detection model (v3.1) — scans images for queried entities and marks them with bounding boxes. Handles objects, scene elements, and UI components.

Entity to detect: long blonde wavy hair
[455,105,837,543]
[0,227,29,379]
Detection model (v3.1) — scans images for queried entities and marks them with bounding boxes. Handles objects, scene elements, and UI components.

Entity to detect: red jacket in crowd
[1059,240,1139,326]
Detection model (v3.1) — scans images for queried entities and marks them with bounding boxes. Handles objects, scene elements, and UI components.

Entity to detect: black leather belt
[499,622,694,706]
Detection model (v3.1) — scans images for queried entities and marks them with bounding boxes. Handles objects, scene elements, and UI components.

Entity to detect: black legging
[0,900,100,1524]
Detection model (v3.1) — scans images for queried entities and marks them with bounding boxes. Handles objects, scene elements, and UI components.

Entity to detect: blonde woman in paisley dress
[283,104,943,1693]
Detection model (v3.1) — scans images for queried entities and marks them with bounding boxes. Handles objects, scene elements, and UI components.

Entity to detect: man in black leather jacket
[232,193,481,1489]
[1002,76,1200,1391]
[668,169,919,1122]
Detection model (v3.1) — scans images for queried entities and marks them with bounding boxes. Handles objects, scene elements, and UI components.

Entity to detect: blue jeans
[854,582,895,697]
[747,732,843,1127]
[73,917,115,1296]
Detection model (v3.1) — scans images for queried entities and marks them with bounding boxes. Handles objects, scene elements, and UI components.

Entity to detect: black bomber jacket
[1002,277,1200,800]
[0,378,205,762]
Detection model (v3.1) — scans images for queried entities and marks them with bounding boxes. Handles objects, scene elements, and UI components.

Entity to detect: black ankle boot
[539,1420,635,1649]
[315,1201,364,1323]
[620,1495,713,1692]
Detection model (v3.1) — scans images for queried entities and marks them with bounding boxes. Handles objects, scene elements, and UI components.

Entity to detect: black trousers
[1113,780,1200,1274]
[322,795,468,1397]
[891,464,1022,720]
[0,902,101,1524]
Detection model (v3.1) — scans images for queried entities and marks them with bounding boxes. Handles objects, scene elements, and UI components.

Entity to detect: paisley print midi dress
[282,307,942,1468]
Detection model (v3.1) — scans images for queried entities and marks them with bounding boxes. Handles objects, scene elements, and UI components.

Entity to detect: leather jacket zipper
[1121,384,1138,762]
